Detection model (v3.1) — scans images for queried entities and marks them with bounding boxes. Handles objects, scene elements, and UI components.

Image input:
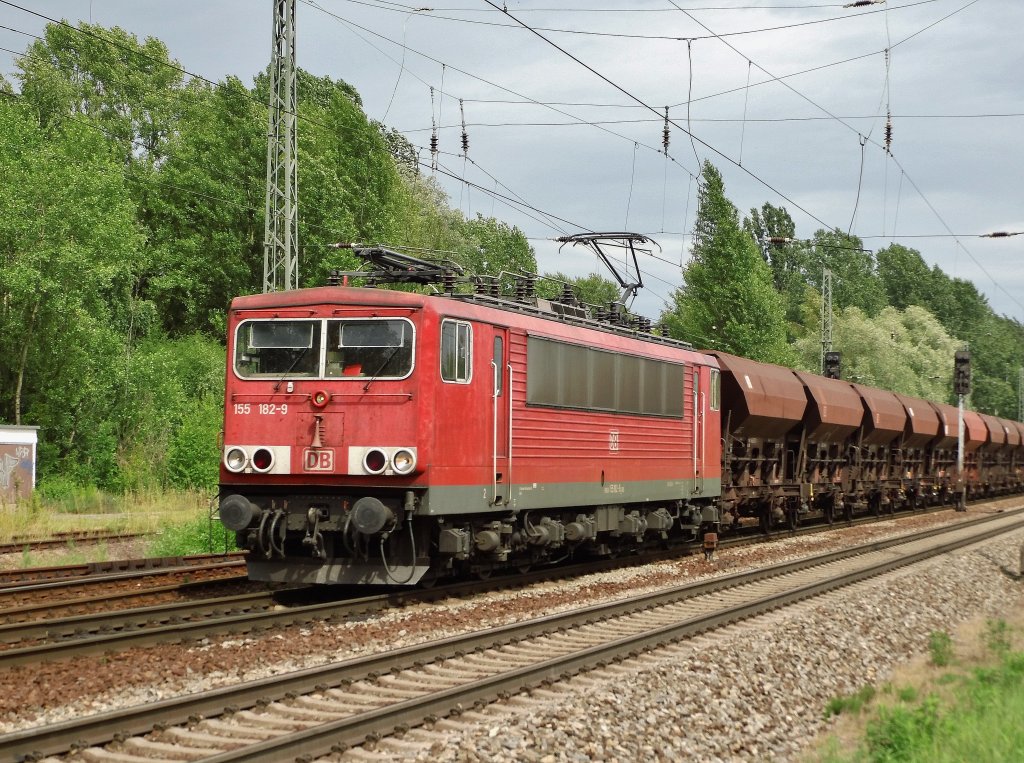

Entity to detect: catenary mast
[263,0,299,292]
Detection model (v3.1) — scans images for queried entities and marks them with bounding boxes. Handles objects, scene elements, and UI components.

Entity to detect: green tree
[744,202,810,341]
[876,243,935,310]
[661,162,790,363]
[142,77,265,336]
[806,229,886,316]
[537,271,621,308]
[0,99,142,482]
[791,303,959,401]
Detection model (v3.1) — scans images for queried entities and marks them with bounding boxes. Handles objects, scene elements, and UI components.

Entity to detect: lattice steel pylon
[263,0,299,292]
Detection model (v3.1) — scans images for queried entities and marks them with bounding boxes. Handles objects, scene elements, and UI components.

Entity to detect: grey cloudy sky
[2,0,1022,325]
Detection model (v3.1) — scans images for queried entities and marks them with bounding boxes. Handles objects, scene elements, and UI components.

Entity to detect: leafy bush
[167,396,223,490]
[865,694,943,761]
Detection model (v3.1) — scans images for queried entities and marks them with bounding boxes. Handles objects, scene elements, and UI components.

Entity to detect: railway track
[0,502,991,667]
[5,506,1022,762]
[0,529,149,556]
[0,552,245,588]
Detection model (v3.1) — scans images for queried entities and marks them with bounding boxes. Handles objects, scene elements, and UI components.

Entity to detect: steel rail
[3,507,1021,761]
[0,530,146,556]
[0,501,990,667]
[212,511,1024,763]
[0,555,244,593]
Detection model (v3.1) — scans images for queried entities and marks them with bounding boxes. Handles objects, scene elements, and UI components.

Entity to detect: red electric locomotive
[218,246,722,585]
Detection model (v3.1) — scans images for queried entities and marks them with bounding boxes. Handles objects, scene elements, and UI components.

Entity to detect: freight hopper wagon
[713,352,1018,530]
[217,261,722,585]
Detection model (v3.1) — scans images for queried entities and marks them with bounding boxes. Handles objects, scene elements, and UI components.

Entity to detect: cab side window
[441,319,472,383]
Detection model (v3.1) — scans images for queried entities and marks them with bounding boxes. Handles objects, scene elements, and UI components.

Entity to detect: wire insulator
[459,98,469,155]
[663,105,671,153]
[884,111,893,154]
[429,86,439,170]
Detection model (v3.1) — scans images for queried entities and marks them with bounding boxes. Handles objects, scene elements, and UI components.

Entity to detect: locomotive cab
[219,288,434,585]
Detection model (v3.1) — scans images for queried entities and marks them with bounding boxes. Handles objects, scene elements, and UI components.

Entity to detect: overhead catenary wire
[484,0,835,231]
[334,0,941,43]
[302,0,699,180]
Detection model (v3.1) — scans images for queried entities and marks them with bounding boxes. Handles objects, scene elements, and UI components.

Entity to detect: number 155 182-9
[233,404,289,415]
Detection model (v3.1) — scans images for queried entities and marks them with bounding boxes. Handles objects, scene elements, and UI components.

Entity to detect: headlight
[225,447,247,473]
[363,448,388,475]
[392,448,416,474]
[251,447,274,473]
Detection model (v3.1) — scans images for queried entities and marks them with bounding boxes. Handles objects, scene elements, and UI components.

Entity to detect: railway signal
[953,350,971,395]
[823,351,841,380]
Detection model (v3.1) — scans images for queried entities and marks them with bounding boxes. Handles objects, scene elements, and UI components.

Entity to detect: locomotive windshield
[233,318,414,380]
[234,320,321,378]
[326,319,412,379]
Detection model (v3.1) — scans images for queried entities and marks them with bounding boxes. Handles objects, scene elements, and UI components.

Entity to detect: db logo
[609,430,620,453]
[303,449,335,471]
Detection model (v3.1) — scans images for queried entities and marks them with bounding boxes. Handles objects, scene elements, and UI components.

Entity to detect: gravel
[351,527,1024,763]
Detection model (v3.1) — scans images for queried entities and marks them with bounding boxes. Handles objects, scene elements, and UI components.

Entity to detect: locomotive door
[491,327,511,505]
[693,368,704,495]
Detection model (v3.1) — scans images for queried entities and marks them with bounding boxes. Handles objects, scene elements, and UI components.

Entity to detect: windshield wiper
[272,346,311,392]
[362,344,404,392]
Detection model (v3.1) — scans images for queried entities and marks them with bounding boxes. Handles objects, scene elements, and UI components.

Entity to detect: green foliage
[167,396,223,491]
[148,511,236,557]
[661,162,791,364]
[808,229,887,317]
[896,686,919,704]
[791,304,959,400]
[538,271,621,309]
[745,203,807,341]
[929,631,954,667]
[864,694,944,761]
[1,22,536,494]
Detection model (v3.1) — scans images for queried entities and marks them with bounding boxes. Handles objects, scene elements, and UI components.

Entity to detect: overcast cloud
[2,0,1021,325]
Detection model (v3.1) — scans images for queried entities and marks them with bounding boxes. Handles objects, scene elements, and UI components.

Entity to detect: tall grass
[813,619,1024,763]
[147,510,237,557]
[0,486,211,542]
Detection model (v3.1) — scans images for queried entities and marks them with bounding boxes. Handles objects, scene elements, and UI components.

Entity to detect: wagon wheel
[786,502,799,532]
[475,562,496,580]
[823,500,835,526]
[870,494,881,517]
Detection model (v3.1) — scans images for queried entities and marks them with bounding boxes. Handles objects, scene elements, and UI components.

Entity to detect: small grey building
[0,426,39,504]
